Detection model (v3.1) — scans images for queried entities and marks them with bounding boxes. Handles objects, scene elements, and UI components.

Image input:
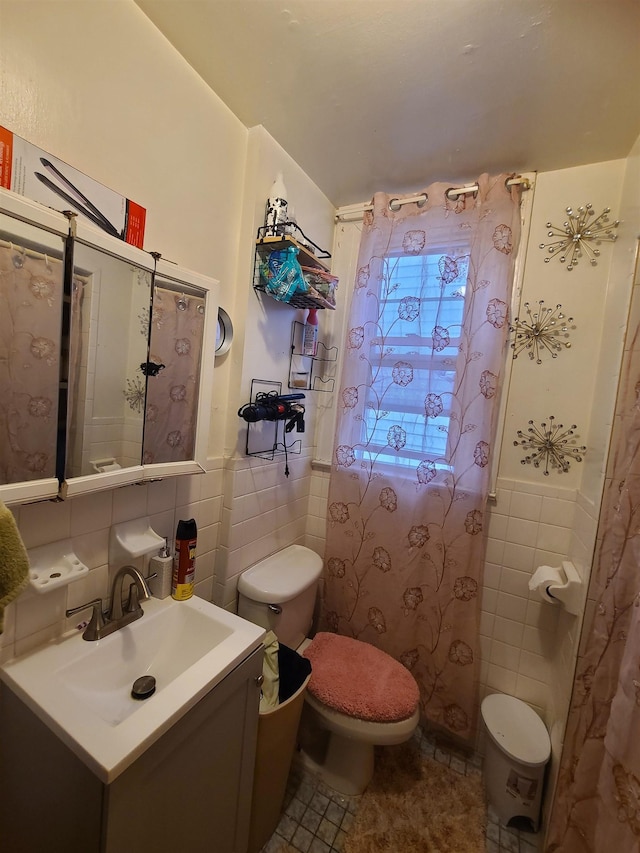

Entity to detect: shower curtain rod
[0,238,63,265]
[335,176,531,222]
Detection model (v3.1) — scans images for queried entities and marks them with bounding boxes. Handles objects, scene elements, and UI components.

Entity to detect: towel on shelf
[0,500,30,633]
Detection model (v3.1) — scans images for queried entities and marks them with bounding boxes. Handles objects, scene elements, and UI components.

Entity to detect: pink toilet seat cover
[303,632,420,723]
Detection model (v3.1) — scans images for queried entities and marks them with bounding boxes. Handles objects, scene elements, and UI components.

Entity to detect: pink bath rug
[303,632,420,722]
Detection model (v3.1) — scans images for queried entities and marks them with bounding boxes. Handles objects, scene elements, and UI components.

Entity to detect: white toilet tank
[237,545,323,649]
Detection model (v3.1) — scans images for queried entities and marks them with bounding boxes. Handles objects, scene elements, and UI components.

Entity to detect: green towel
[259,630,280,712]
[0,500,30,633]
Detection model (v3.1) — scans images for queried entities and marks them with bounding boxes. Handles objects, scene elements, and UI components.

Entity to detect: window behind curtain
[359,244,470,472]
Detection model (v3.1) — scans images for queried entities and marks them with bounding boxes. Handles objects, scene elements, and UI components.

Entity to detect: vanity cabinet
[0,647,263,853]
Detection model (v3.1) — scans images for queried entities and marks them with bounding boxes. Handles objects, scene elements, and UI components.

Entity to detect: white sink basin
[0,596,264,782]
[57,599,235,725]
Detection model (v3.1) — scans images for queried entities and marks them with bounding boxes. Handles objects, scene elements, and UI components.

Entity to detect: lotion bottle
[148,538,172,599]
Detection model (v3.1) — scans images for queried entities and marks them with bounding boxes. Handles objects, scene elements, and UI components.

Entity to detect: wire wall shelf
[240,380,303,476]
[288,321,338,393]
[253,228,336,311]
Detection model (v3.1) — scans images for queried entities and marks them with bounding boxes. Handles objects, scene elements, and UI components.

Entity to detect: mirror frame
[60,220,155,497]
[60,234,219,498]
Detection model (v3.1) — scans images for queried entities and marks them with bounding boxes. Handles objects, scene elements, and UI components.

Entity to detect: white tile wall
[213,450,315,611]
[0,459,224,664]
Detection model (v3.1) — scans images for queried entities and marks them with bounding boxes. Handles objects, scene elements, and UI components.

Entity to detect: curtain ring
[505,176,531,192]
[388,193,428,212]
[446,187,478,201]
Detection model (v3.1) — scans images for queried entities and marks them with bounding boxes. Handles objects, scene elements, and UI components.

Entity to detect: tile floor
[261,728,542,853]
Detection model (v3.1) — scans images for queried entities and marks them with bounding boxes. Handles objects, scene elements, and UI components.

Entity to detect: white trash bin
[481,693,551,832]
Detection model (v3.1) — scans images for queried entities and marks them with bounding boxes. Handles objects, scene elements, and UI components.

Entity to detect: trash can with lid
[480,693,551,831]
[247,643,312,853]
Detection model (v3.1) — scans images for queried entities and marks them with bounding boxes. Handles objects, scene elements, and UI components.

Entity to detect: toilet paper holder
[528,560,582,615]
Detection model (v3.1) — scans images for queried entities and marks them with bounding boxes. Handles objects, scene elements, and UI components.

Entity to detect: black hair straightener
[34,157,121,239]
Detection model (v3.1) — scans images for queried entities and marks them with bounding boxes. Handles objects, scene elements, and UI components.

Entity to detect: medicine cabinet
[0,187,219,505]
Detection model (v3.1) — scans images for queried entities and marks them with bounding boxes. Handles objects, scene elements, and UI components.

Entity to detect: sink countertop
[0,596,265,783]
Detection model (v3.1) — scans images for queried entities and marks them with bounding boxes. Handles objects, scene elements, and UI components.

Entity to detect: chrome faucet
[66,565,152,641]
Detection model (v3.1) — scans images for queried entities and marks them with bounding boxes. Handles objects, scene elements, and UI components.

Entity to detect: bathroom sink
[57,599,235,726]
[0,596,264,782]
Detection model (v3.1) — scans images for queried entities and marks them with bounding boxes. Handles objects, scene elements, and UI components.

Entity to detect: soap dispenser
[148,538,172,599]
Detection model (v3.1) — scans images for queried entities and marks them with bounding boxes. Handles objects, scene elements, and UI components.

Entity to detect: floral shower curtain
[547,314,640,851]
[322,174,522,740]
[0,242,63,484]
[143,285,205,464]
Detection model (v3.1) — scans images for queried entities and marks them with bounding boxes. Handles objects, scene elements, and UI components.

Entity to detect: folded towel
[0,501,30,633]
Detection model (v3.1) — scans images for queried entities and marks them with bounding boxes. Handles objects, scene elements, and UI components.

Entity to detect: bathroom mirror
[0,193,69,504]
[63,224,154,489]
[141,258,217,481]
[61,234,218,498]
[215,306,233,357]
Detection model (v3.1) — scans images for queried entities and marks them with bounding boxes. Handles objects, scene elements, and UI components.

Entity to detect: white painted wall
[500,161,625,487]
[0,0,247,459]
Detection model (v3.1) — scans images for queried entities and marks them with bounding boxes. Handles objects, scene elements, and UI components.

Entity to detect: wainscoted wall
[482,479,575,722]
[214,450,314,611]
[0,462,224,664]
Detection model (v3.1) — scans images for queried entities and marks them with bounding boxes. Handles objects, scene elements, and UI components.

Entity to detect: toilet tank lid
[237,545,323,603]
[481,693,551,767]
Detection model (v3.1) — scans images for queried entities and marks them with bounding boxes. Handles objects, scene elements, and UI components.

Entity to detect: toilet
[237,544,421,795]
[481,693,551,831]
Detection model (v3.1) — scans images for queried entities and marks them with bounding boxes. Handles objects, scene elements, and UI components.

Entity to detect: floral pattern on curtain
[0,242,63,484]
[547,317,640,851]
[322,175,522,740]
[142,285,205,464]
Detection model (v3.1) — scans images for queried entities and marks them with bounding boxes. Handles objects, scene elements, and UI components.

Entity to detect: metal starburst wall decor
[514,416,586,475]
[539,203,618,270]
[509,301,575,363]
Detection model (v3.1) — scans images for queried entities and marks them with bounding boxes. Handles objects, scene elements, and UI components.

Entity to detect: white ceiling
[135,0,640,207]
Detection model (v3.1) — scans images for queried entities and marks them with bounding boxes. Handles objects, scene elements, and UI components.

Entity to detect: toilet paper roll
[528,565,565,604]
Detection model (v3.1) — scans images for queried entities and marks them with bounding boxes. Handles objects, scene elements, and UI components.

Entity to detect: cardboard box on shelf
[0,125,146,248]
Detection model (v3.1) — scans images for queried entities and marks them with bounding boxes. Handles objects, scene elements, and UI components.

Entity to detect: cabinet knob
[255,674,264,688]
